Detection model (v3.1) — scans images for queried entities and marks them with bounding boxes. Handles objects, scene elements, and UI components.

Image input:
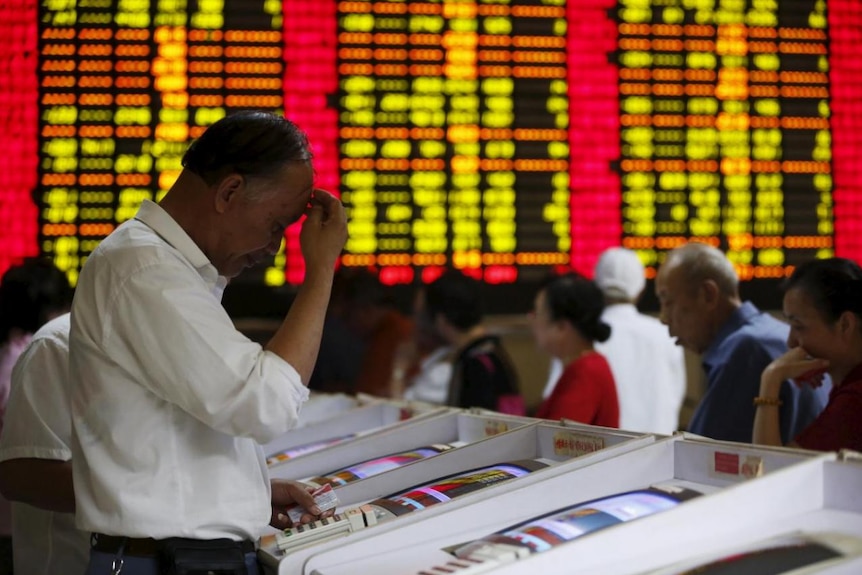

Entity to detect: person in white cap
[593,247,686,434]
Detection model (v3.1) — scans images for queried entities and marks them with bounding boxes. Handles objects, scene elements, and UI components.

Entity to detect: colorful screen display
[311,446,444,486]
[1,0,860,308]
[372,460,546,517]
[265,434,356,466]
[454,486,701,556]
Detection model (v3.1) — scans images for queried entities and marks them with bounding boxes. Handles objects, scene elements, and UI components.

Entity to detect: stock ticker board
[0,0,860,302]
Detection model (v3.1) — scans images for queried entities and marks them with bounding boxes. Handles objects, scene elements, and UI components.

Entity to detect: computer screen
[640,532,862,575]
[372,459,548,518]
[265,434,356,467]
[672,538,843,575]
[309,445,448,487]
[454,485,701,557]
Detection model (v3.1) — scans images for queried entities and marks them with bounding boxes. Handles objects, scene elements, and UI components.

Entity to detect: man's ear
[214,174,244,214]
[838,309,858,340]
[553,317,571,335]
[700,279,720,308]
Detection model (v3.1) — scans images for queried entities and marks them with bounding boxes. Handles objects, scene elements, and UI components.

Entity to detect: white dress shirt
[69,200,309,540]
[403,346,453,405]
[594,304,686,435]
[0,314,89,575]
[0,334,31,537]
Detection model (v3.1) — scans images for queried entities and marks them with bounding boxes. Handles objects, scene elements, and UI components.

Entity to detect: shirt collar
[134,200,225,290]
[702,301,760,367]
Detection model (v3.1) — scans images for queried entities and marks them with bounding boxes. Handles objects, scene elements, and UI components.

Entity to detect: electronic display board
[34,0,287,286]
[0,0,860,311]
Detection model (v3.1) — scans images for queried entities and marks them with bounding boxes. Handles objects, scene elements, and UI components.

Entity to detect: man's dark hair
[0,257,73,343]
[424,269,483,331]
[784,257,862,324]
[182,111,312,186]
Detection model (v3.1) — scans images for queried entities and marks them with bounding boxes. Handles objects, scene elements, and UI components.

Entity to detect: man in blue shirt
[655,242,829,443]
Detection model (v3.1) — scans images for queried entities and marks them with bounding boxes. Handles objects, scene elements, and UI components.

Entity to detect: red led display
[283,0,340,285]
[830,0,862,262]
[0,0,39,274]
[566,0,620,275]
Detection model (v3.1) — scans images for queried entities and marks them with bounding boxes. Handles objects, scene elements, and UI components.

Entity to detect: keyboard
[275,504,378,552]
[417,544,531,575]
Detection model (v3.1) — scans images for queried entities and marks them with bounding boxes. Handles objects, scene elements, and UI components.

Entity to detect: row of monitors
[266,444,856,575]
[257,399,860,575]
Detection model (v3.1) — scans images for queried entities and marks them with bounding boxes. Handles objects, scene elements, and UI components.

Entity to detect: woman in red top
[531,273,619,427]
[754,257,862,452]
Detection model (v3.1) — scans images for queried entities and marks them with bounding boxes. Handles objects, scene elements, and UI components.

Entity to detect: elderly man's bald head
[655,242,742,354]
[663,242,740,299]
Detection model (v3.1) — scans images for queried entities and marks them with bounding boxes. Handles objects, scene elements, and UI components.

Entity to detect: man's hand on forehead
[307,189,341,219]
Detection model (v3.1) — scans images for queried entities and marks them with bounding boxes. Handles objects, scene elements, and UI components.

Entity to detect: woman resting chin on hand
[753,258,862,452]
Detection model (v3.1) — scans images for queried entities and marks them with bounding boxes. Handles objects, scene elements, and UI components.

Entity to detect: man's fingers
[287,484,322,515]
[304,202,324,227]
[312,189,346,226]
[311,188,338,207]
[272,513,291,529]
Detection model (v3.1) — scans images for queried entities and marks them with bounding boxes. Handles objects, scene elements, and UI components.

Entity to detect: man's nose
[266,234,283,255]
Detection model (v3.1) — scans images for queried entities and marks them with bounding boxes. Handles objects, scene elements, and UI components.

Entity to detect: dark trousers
[0,536,11,575]
[85,549,261,575]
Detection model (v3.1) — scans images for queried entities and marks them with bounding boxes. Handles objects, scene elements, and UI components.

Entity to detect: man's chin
[236,256,262,274]
[672,337,691,351]
[674,339,703,354]
[220,264,244,279]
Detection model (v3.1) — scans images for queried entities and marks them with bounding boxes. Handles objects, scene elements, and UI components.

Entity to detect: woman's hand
[754,348,825,448]
[763,347,829,393]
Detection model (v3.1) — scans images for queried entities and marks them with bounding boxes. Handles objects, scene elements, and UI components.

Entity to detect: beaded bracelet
[753,396,783,407]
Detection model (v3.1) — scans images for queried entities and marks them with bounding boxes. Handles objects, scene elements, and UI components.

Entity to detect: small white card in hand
[286,483,339,524]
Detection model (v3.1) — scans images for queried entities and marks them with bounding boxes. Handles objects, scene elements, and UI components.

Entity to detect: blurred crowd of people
[307,244,860,461]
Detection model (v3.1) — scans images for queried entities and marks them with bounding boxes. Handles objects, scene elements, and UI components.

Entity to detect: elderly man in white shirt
[69,112,347,574]
[593,247,687,434]
[0,314,89,575]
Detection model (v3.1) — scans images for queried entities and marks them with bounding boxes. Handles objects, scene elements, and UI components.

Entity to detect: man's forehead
[276,161,314,184]
[656,262,686,293]
[655,259,676,284]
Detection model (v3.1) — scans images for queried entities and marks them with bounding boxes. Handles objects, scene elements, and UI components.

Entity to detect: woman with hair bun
[754,257,862,452]
[530,273,619,427]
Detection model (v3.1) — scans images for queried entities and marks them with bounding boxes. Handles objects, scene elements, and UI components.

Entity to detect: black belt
[92,533,255,558]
